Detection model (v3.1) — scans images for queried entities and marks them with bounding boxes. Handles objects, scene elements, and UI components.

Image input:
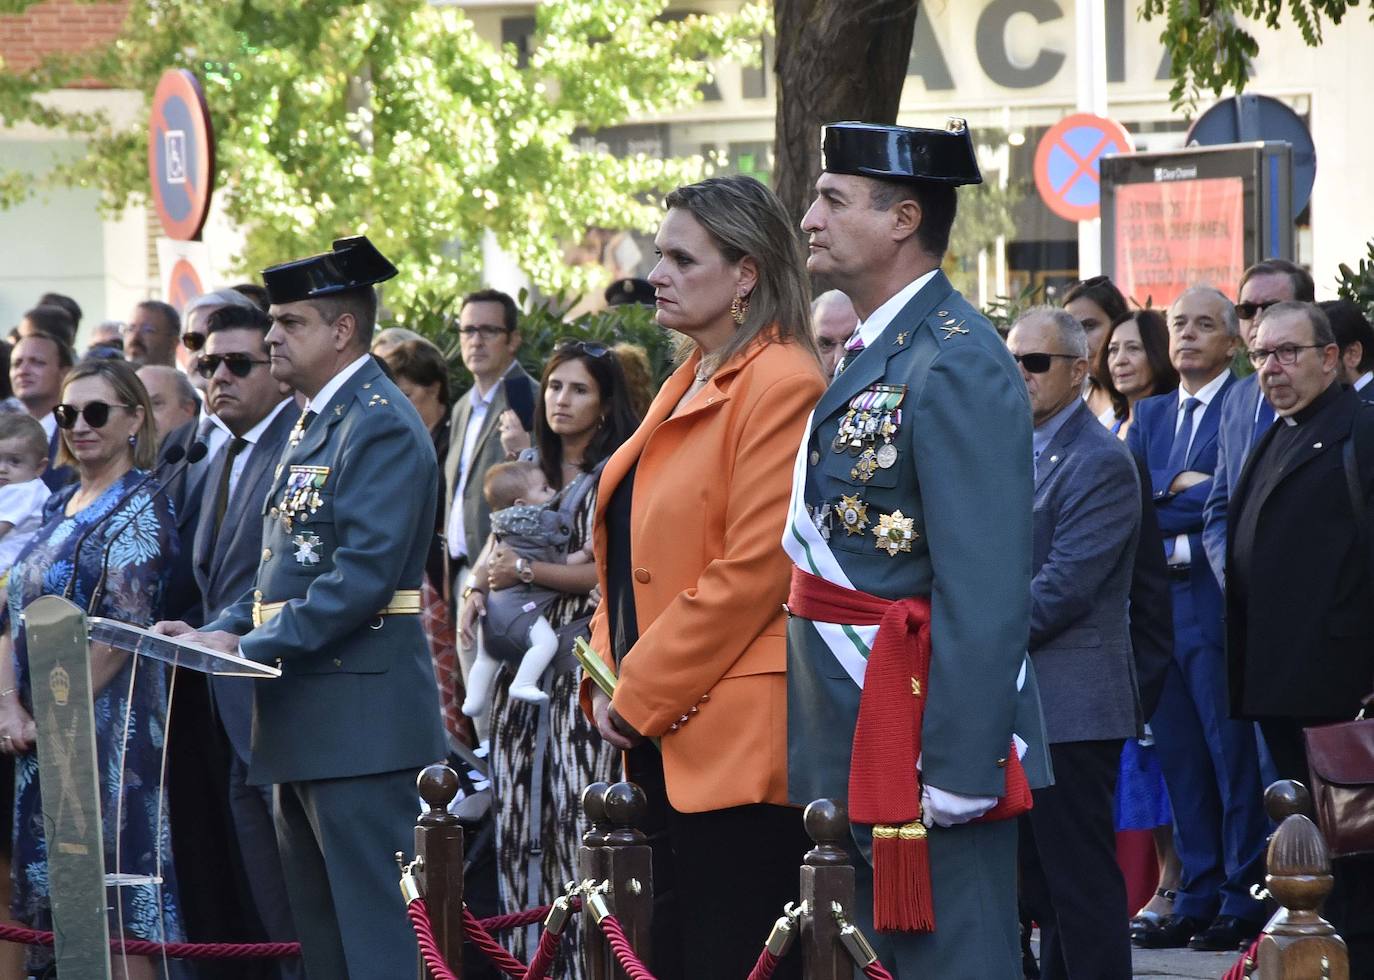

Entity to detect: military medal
[281,465,330,525]
[851,448,879,482]
[874,510,918,557]
[876,443,898,469]
[293,532,322,565]
[810,503,833,541]
[835,494,869,535]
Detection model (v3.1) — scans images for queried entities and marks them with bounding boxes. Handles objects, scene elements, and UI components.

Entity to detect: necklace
[695,351,723,383]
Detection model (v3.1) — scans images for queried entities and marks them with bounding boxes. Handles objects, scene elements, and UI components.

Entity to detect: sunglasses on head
[196,352,270,379]
[1012,352,1079,374]
[554,339,612,358]
[181,331,206,352]
[1235,299,1281,320]
[53,401,133,430]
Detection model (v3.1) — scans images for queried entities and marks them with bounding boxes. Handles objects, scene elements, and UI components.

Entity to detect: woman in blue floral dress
[0,359,183,978]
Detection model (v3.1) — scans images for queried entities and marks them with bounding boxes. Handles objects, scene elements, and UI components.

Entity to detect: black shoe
[1187,914,1263,951]
[1132,913,1209,949]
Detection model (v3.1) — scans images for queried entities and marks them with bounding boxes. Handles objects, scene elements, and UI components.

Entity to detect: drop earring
[730,294,749,326]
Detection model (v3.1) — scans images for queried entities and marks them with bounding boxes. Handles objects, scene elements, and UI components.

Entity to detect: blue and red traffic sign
[1034,113,1133,222]
[147,69,215,241]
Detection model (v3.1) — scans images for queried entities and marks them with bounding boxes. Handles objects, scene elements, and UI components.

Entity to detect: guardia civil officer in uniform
[783,121,1051,978]
[156,236,446,980]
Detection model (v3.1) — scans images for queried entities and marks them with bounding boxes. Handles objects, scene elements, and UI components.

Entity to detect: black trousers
[1258,717,1374,980]
[1019,738,1131,980]
[628,745,811,980]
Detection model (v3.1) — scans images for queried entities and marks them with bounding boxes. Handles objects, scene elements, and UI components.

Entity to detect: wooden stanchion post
[1255,780,1349,980]
[799,799,853,980]
[416,764,464,980]
[604,781,653,979]
[580,782,613,980]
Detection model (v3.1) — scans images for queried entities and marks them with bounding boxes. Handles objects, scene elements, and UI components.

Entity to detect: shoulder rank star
[835,494,870,535]
[873,510,918,557]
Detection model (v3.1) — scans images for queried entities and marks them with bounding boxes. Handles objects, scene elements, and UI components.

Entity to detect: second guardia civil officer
[156,236,445,980]
[783,121,1051,978]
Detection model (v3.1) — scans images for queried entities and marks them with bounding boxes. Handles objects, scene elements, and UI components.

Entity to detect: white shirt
[447,360,519,561]
[196,411,230,462]
[38,412,56,443]
[227,398,292,501]
[0,478,49,572]
[1356,371,1373,392]
[304,353,372,414]
[848,269,939,352]
[1169,369,1231,566]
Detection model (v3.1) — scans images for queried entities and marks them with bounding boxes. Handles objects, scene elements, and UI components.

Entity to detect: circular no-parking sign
[1033,113,1133,222]
[166,258,205,313]
[147,69,215,241]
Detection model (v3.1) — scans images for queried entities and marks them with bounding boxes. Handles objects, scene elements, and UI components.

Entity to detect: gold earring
[730,294,749,326]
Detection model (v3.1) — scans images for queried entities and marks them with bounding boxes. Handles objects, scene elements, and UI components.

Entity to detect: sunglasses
[181,331,206,352]
[1012,352,1079,374]
[196,352,270,379]
[554,339,612,358]
[1235,299,1281,320]
[53,401,133,430]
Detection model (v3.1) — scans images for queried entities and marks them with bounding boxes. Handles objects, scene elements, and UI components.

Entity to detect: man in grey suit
[158,236,446,979]
[1008,308,1141,980]
[785,121,1050,979]
[191,303,301,978]
[445,289,535,733]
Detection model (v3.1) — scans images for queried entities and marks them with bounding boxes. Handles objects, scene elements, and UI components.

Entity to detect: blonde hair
[661,175,819,368]
[0,413,48,466]
[55,360,158,470]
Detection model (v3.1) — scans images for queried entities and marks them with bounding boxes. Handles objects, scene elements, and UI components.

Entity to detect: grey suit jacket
[443,362,535,566]
[1030,401,1142,744]
[192,400,296,764]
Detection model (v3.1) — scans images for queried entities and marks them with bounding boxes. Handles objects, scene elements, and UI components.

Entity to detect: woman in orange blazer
[584,174,826,979]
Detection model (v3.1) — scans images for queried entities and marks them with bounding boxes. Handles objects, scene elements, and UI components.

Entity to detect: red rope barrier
[1222,936,1261,980]
[462,906,531,978]
[746,947,783,980]
[523,926,563,980]
[476,896,581,932]
[0,920,299,959]
[407,900,460,980]
[598,913,657,980]
[862,960,896,980]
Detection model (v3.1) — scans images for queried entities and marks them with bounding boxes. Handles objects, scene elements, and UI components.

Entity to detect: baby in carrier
[461,460,588,715]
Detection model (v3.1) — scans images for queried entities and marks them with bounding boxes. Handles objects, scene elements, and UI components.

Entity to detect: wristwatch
[461,576,479,601]
[516,557,535,584]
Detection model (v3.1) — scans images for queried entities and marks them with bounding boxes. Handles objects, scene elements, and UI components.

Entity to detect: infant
[0,414,50,578]
[462,461,587,715]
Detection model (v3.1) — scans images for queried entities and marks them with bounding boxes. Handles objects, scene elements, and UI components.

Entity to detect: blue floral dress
[5,470,184,967]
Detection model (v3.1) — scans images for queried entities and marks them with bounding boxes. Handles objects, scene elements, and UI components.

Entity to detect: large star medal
[873,510,917,557]
[835,494,870,535]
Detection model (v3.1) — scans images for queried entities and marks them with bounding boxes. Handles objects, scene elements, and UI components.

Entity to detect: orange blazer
[584,335,826,813]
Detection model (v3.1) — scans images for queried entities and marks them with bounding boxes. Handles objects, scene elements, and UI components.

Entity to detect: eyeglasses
[554,339,612,358]
[1074,275,1112,290]
[1235,299,1281,320]
[1012,352,1079,374]
[1247,343,1327,368]
[458,325,513,340]
[53,401,133,429]
[182,331,206,352]
[196,352,270,379]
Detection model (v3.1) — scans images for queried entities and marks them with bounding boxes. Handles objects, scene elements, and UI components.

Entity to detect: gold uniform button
[262,548,272,561]
[633,568,651,584]
[254,589,263,601]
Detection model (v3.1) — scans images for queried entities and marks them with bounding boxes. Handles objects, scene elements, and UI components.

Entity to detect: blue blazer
[1128,375,1234,643]
[192,401,297,764]
[1202,374,1261,589]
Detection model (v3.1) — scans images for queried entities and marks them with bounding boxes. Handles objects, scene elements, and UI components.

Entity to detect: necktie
[213,438,249,529]
[1165,397,1200,475]
[837,335,864,376]
[1251,397,1276,446]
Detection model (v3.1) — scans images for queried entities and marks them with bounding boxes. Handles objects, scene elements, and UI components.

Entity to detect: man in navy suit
[1322,299,1374,404]
[1128,285,1268,951]
[1009,308,1140,980]
[191,304,301,978]
[1202,260,1314,587]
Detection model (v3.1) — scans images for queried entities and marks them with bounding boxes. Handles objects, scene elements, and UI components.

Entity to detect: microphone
[86,441,208,615]
[63,443,187,601]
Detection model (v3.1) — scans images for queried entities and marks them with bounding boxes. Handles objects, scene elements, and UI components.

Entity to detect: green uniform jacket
[787,271,1052,809]
[208,357,446,786]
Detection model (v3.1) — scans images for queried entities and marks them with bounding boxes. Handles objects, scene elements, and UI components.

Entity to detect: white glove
[921,783,997,828]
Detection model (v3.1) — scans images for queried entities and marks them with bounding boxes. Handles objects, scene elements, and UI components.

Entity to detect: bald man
[811,289,859,377]
[138,364,200,442]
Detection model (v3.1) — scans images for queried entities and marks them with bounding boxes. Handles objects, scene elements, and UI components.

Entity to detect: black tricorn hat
[821,119,982,186]
[262,236,399,305]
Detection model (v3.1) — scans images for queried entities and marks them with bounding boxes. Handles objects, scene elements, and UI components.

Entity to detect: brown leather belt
[251,589,423,627]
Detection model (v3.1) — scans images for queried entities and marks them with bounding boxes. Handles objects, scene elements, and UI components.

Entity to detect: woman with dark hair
[0,359,183,978]
[1097,309,1179,439]
[1065,275,1131,423]
[582,174,825,980]
[460,340,639,978]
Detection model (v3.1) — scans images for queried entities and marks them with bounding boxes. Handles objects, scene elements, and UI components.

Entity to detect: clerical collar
[1280,380,1342,427]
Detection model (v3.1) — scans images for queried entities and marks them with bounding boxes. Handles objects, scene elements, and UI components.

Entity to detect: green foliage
[0,0,765,306]
[1336,238,1374,321]
[1139,0,1369,108]
[945,177,1027,300]
[981,281,1046,335]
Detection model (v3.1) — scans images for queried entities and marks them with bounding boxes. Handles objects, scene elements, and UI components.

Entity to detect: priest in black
[1225,299,1374,977]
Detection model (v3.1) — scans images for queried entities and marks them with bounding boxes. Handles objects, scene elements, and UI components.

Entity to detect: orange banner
[1113,177,1245,308]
